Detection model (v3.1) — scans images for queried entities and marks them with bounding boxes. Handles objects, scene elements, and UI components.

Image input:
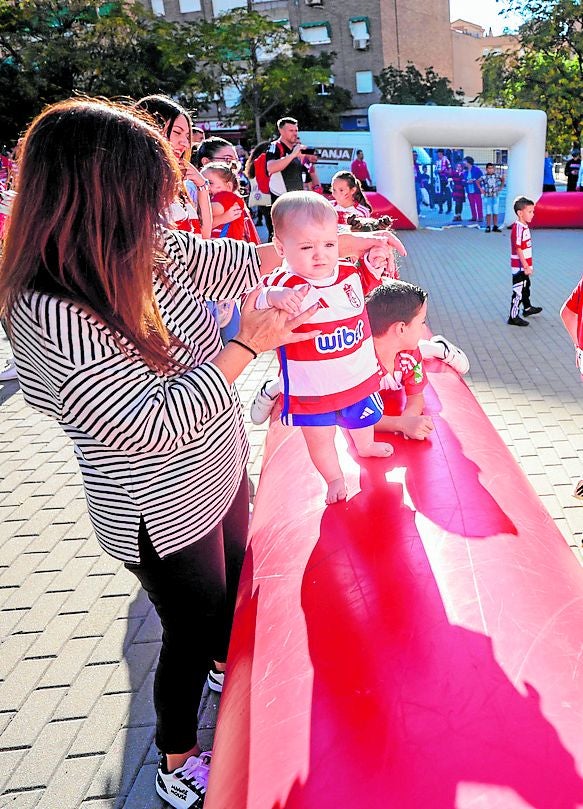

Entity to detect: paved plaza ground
[0,226,582,808]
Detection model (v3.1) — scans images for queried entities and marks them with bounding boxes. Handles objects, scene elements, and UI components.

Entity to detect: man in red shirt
[560,276,583,499]
[351,149,373,190]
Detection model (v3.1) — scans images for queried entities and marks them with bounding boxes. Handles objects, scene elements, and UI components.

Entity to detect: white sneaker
[430,335,470,375]
[249,380,278,425]
[0,358,18,382]
[156,752,211,809]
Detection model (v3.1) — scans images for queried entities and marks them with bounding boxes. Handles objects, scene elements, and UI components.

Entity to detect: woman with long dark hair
[135,94,213,238]
[0,98,394,808]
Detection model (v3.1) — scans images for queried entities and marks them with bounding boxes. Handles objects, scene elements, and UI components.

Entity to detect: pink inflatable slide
[206,360,583,809]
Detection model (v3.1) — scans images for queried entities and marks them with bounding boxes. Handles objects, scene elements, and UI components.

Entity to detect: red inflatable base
[207,362,583,809]
[365,192,416,230]
[531,191,583,228]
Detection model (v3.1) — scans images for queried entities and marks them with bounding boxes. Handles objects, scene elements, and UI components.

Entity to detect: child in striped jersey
[255,191,399,504]
[330,170,372,229]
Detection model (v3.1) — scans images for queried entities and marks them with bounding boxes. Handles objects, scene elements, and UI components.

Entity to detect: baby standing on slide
[253,191,403,503]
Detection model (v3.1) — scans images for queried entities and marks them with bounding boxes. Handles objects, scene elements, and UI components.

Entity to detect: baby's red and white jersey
[258,259,381,415]
[510,221,532,273]
[331,200,371,227]
[379,348,426,397]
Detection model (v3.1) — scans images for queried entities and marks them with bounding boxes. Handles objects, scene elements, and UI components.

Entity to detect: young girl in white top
[330,170,372,227]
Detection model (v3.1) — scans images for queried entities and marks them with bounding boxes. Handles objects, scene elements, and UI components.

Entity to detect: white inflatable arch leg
[369,105,547,227]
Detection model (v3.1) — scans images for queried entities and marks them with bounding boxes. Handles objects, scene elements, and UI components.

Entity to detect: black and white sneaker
[573,479,583,501]
[156,752,211,808]
[429,335,470,375]
[249,380,278,425]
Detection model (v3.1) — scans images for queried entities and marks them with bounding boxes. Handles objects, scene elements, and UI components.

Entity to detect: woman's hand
[223,204,243,223]
[237,286,320,355]
[182,161,205,186]
[340,230,407,259]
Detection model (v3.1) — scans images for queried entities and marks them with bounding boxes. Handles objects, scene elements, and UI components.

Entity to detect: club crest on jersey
[343,283,361,308]
[316,319,365,354]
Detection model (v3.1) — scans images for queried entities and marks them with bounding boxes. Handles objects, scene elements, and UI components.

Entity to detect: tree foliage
[375,63,464,106]
[480,0,583,151]
[193,9,336,141]
[236,53,352,140]
[0,0,208,144]
[0,2,352,146]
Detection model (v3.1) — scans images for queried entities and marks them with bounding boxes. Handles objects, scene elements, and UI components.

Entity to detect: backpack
[253,142,284,195]
[253,152,271,195]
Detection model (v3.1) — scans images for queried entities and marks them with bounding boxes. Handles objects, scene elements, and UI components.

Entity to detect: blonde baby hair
[271,190,337,237]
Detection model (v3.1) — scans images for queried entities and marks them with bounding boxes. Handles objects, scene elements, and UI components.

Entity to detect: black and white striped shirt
[10,229,261,562]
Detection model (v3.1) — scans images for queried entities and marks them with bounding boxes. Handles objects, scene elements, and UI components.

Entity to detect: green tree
[375,63,464,106]
[480,0,583,151]
[194,8,335,142]
[236,53,352,139]
[0,0,208,144]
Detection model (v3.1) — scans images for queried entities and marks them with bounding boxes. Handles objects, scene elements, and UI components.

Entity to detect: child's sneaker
[573,479,583,501]
[0,358,18,382]
[523,305,543,316]
[249,380,278,425]
[156,752,211,809]
[507,316,529,327]
[430,335,470,375]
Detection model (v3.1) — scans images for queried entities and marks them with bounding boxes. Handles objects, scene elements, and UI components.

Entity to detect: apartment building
[451,19,518,102]
[144,0,454,127]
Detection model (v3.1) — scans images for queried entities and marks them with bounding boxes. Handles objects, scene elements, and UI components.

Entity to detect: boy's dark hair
[277,116,298,129]
[513,196,535,213]
[465,156,474,165]
[485,162,494,169]
[366,280,428,337]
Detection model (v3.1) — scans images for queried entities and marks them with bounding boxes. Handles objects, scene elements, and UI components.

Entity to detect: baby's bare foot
[326,478,347,504]
[357,442,394,458]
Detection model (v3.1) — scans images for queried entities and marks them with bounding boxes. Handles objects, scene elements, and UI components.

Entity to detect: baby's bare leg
[349,425,394,458]
[301,425,346,504]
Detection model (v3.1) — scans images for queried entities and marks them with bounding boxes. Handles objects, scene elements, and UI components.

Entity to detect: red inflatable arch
[206,360,583,809]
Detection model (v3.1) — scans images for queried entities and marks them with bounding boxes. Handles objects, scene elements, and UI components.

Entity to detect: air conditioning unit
[353,37,369,50]
[305,0,323,6]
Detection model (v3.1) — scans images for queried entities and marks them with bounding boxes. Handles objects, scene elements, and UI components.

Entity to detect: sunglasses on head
[220,157,241,170]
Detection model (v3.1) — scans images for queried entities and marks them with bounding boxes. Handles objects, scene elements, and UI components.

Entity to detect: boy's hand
[366,244,390,271]
[266,284,310,316]
[524,266,533,276]
[400,415,434,440]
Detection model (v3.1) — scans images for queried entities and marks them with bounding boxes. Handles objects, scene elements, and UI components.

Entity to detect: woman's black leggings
[125,474,249,754]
